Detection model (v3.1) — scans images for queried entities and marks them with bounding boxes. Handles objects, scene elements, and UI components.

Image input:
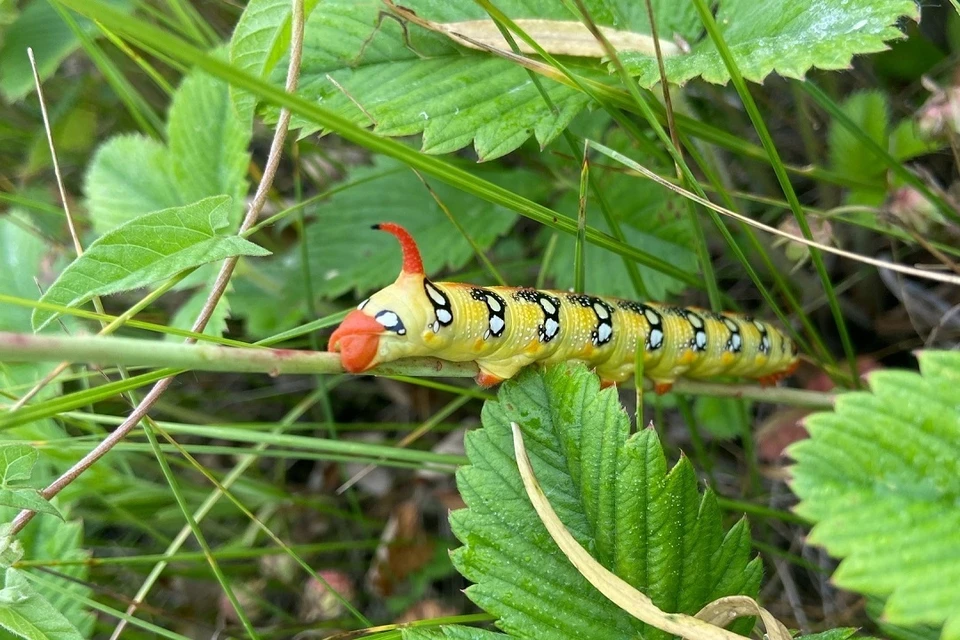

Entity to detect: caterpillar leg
[757,361,800,387]
[653,381,674,395]
[476,370,505,387]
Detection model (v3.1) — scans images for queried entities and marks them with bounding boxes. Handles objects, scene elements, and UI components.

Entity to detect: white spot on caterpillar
[426,283,446,305]
[376,311,399,328]
[487,296,502,312]
[649,328,664,349]
[436,308,452,323]
[687,312,704,328]
[695,331,707,349]
[593,302,609,319]
[597,323,612,343]
[730,333,742,351]
[723,317,739,332]
[540,298,556,314]
[489,315,505,334]
[644,309,659,325]
[432,321,440,333]
[544,318,559,339]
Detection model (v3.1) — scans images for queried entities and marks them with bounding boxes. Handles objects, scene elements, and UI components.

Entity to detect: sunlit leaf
[84,64,251,234]
[32,196,269,331]
[443,363,761,639]
[790,351,960,639]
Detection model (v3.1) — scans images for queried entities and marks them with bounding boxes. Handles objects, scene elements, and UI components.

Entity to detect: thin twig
[9,0,306,537]
[0,332,838,411]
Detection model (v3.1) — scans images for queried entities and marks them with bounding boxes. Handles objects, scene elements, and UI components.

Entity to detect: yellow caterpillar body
[329,224,800,392]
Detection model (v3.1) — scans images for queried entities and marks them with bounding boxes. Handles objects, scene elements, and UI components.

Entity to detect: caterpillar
[328,223,800,393]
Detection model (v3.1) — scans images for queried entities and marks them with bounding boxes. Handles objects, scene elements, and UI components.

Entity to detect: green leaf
[0,0,131,102]
[829,91,889,183]
[242,0,604,160]
[229,0,322,121]
[235,0,913,160]
[32,196,270,331]
[890,117,944,162]
[0,445,37,484]
[404,627,507,640]
[624,0,917,86]
[449,363,761,639]
[0,569,83,640]
[789,351,960,639]
[868,597,943,640]
[0,491,59,519]
[0,506,93,637]
[797,630,861,640]
[297,156,535,298]
[84,63,251,234]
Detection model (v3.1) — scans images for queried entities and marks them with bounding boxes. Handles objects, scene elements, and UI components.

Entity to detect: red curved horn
[373,223,423,275]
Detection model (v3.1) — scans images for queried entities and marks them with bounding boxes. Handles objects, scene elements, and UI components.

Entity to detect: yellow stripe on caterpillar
[328,224,800,393]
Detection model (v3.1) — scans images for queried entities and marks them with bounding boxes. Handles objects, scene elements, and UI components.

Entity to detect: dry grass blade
[383,0,682,58]
[591,141,960,287]
[510,421,790,640]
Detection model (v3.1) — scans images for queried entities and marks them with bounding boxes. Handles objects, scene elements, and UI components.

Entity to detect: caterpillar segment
[328,223,800,393]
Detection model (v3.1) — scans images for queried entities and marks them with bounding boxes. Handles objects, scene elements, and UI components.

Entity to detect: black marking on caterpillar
[567,294,615,346]
[722,316,742,353]
[753,319,771,355]
[375,309,406,335]
[684,309,708,352]
[471,287,506,340]
[615,300,665,351]
[515,289,561,343]
[423,279,453,333]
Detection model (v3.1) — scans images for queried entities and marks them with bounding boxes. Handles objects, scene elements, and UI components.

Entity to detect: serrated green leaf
[0,569,83,640]
[789,351,960,638]
[168,68,250,215]
[0,445,37,485]
[229,0,322,120]
[404,626,507,640]
[449,363,761,639]
[32,196,270,331]
[0,0,131,101]
[796,630,861,640]
[84,64,251,234]
[236,0,913,160]
[247,0,606,160]
[829,91,889,183]
[624,0,917,86]
[83,134,184,233]
[297,156,534,298]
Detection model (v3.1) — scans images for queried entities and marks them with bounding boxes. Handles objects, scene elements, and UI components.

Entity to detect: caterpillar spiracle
[328,224,800,393]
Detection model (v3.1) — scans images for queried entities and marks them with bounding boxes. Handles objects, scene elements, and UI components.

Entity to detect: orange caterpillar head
[328,224,429,372]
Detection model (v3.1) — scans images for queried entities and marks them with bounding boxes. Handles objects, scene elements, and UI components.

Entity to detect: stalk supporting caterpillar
[328,224,800,393]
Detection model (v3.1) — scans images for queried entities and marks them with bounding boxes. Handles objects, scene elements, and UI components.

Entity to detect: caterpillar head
[328,223,429,373]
